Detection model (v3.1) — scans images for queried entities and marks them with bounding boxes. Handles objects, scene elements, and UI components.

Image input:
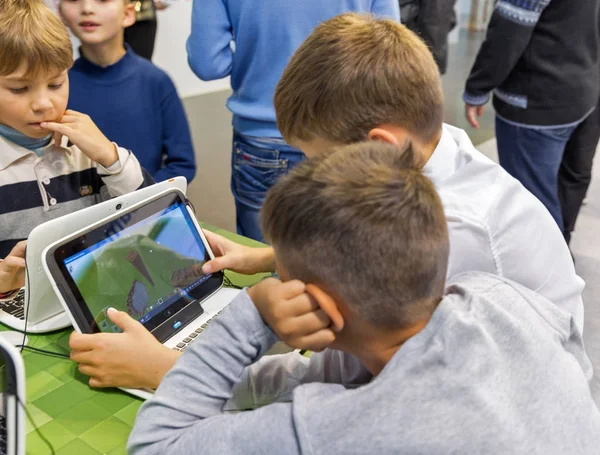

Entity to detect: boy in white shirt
[67,14,585,391]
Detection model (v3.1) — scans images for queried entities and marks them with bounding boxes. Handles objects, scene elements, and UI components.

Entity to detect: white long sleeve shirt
[428,124,584,330]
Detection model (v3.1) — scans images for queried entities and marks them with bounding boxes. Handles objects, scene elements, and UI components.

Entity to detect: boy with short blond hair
[274,13,443,147]
[129,142,600,454]
[59,0,196,183]
[0,0,152,294]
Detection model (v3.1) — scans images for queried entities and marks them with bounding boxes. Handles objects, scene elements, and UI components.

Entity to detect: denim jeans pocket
[232,141,289,208]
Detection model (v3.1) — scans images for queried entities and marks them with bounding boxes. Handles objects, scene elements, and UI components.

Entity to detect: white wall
[46,0,229,99]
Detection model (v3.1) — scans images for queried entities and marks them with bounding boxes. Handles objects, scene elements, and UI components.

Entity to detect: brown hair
[274,13,444,146]
[0,0,73,78]
[261,141,449,329]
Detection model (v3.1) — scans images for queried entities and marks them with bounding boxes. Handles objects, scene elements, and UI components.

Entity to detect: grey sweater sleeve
[127,290,303,455]
[225,348,372,410]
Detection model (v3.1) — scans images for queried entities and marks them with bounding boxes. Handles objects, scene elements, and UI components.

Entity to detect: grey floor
[181,29,600,406]
[573,158,600,405]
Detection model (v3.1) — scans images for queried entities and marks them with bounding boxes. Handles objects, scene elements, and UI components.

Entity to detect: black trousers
[558,99,600,244]
[124,19,158,61]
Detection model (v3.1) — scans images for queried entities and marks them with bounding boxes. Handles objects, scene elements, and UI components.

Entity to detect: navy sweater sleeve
[463,0,552,106]
[154,77,196,183]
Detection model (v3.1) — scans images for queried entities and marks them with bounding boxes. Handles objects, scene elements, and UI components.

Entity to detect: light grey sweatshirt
[128,273,600,454]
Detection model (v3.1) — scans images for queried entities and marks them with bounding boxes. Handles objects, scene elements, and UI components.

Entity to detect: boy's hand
[202,230,275,275]
[69,308,179,390]
[465,104,485,129]
[0,241,27,294]
[41,110,118,168]
[248,278,335,352]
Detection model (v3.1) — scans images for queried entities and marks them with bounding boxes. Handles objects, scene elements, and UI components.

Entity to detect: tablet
[44,191,224,342]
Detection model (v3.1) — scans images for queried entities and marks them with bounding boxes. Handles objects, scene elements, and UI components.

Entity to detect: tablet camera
[116,203,123,210]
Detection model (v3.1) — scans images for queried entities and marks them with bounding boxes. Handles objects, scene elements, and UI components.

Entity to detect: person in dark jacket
[399,0,457,74]
[463,0,600,231]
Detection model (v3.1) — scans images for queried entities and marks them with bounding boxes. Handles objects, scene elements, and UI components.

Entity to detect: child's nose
[31,94,53,113]
[80,0,95,13]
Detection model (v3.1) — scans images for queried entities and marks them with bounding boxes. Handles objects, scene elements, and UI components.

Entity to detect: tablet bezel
[44,191,224,342]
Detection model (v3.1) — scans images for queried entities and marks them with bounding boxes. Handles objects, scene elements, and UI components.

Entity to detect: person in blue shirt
[186,0,400,241]
[60,0,196,183]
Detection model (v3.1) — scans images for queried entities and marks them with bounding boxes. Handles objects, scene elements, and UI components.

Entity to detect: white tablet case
[0,177,187,334]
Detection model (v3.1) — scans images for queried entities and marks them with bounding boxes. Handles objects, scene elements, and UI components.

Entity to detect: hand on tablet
[0,241,26,294]
[201,230,276,275]
[69,308,179,390]
[248,278,337,352]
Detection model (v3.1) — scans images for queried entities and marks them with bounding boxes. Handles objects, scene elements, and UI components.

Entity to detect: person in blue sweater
[187,0,400,241]
[59,0,196,183]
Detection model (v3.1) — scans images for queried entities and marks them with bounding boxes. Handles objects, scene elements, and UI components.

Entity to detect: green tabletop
[4,226,270,455]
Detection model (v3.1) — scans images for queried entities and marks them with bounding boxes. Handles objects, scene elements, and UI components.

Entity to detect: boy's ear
[123,2,137,29]
[305,284,344,332]
[368,127,405,146]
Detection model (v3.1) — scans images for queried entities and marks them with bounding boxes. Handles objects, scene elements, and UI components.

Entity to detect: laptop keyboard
[0,289,25,320]
[0,415,7,455]
[171,310,223,352]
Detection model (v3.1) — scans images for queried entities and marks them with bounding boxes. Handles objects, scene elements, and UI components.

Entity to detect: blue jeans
[495,116,578,228]
[231,132,305,242]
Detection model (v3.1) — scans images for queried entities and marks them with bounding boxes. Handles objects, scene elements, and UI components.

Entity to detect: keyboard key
[201,323,207,328]
[189,332,198,338]
[176,342,186,348]
[183,337,192,343]
[4,305,21,315]
[194,328,203,333]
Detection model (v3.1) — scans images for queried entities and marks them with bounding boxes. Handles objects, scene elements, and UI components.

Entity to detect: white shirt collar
[423,124,461,186]
[0,136,72,171]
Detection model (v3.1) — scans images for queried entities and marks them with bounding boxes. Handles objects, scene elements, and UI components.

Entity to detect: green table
[4,226,270,455]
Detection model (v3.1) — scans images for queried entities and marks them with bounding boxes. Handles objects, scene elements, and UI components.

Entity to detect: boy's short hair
[274,13,444,146]
[0,0,73,78]
[261,142,449,329]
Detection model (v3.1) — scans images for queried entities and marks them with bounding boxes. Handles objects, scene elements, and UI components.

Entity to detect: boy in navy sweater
[59,0,196,183]
[187,0,399,241]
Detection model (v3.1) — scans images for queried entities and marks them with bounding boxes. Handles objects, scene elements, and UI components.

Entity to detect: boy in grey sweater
[128,142,600,454]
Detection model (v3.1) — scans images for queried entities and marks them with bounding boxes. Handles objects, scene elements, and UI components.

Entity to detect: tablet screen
[53,193,222,336]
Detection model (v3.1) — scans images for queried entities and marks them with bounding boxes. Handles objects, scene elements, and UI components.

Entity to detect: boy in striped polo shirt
[0,0,153,296]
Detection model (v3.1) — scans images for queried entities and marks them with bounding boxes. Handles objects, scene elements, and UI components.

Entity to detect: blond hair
[274,13,444,146]
[0,0,73,78]
[261,141,449,329]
